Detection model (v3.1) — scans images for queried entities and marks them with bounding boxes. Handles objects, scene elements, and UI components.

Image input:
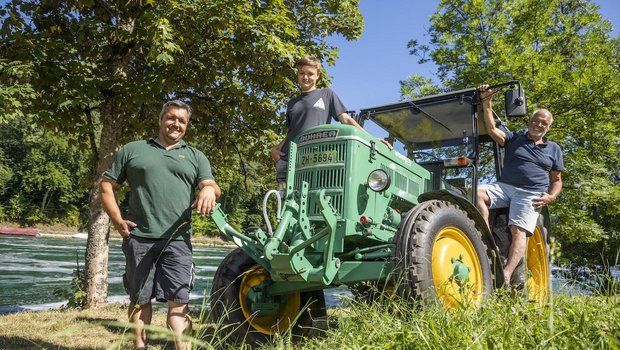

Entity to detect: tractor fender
[540,206,552,236]
[418,189,502,264]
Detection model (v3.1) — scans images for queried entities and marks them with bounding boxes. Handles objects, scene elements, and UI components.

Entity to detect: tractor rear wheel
[493,212,551,301]
[393,200,493,308]
[525,216,550,302]
[209,248,326,345]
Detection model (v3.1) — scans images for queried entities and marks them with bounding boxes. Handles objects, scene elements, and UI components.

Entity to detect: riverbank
[0,294,618,349]
[0,221,235,247]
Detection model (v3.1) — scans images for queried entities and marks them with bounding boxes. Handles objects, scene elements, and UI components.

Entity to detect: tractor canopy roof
[360,88,488,151]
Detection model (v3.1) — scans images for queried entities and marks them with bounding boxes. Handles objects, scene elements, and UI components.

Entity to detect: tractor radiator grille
[294,142,347,217]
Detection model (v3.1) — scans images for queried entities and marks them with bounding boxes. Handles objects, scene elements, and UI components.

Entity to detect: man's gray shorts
[122,235,194,305]
[483,182,543,236]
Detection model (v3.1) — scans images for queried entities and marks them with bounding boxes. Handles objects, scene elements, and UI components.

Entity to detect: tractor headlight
[367,169,391,192]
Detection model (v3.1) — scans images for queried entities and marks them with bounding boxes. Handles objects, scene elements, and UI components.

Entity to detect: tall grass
[1,290,617,349]
[107,277,620,349]
[264,292,620,350]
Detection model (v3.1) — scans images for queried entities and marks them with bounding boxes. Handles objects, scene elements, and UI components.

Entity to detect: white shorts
[483,182,543,236]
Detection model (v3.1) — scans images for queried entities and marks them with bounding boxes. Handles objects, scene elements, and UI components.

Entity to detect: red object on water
[0,227,39,237]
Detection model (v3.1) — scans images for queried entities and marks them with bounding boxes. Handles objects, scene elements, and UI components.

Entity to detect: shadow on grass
[74,316,127,335]
[73,316,174,348]
[0,335,94,350]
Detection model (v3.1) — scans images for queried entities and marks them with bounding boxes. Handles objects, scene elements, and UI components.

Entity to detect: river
[0,234,235,313]
[0,234,613,315]
[0,234,347,314]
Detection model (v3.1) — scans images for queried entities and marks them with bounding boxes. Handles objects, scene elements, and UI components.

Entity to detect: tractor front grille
[294,141,347,218]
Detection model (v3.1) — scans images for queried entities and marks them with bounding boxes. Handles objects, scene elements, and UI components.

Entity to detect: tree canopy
[0,0,363,306]
[1,0,363,161]
[406,0,620,263]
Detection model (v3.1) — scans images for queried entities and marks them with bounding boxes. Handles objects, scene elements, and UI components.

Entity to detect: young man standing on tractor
[271,55,390,187]
[476,84,564,287]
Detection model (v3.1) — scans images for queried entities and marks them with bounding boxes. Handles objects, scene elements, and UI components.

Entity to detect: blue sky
[325,0,620,121]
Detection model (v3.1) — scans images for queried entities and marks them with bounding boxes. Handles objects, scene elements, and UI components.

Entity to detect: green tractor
[209,82,551,343]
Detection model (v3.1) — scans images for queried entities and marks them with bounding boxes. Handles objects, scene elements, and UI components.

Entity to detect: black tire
[209,248,326,345]
[393,200,494,308]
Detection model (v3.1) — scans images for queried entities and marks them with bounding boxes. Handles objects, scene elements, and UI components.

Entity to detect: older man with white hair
[476,84,564,288]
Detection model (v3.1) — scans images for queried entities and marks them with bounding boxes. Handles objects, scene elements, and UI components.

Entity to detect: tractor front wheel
[393,200,493,308]
[209,248,326,345]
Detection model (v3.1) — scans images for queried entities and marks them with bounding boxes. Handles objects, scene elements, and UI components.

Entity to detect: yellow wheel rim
[239,265,301,335]
[526,227,550,302]
[432,226,485,308]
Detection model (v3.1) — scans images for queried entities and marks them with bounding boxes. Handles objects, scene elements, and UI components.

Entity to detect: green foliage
[555,156,619,245]
[53,252,87,310]
[0,116,91,226]
[408,0,620,263]
[203,130,282,235]
[1,0,363,148]
[0,0,363,233]
[0,149,12,197]
[0,59,36,123]
[262,294,620,350]
[399,74,442,100]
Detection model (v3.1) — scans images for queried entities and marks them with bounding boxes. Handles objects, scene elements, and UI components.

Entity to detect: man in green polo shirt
[100,100,221,350]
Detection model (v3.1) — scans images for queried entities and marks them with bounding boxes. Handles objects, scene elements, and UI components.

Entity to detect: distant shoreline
[0,222,235,247]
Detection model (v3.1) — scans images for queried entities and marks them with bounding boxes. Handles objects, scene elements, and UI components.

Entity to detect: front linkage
[211,141,341,290]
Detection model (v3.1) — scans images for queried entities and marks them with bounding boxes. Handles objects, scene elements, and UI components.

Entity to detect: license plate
[298,150,338,168]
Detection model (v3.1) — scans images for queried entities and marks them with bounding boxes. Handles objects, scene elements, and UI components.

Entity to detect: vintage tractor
[209,82,551,343]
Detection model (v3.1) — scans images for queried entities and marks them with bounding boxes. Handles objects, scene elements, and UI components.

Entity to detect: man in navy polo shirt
[476,84,564,287]
[100,100,221,350]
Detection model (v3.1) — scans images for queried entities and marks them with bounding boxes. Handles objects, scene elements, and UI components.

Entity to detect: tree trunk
[84,178,110,308]
[84,99,124,308]
[83,9,136,308]
[41,188,50,211]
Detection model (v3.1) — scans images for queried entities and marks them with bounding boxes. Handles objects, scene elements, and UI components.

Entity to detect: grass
[1,293,619,350]
[280,292,620,350]
[0,303,157,349]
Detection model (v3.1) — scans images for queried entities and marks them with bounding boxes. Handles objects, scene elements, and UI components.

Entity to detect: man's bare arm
[192,179,221,216]
[100,178,136,237]
[337,112,393,150]
[479,85,507,146]
[271,138,286,161]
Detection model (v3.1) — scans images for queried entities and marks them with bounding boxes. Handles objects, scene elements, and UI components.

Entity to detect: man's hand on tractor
[478,84,496,105]
[193,185,217,216]
[271,146,284,161]
[379,138,393,150]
